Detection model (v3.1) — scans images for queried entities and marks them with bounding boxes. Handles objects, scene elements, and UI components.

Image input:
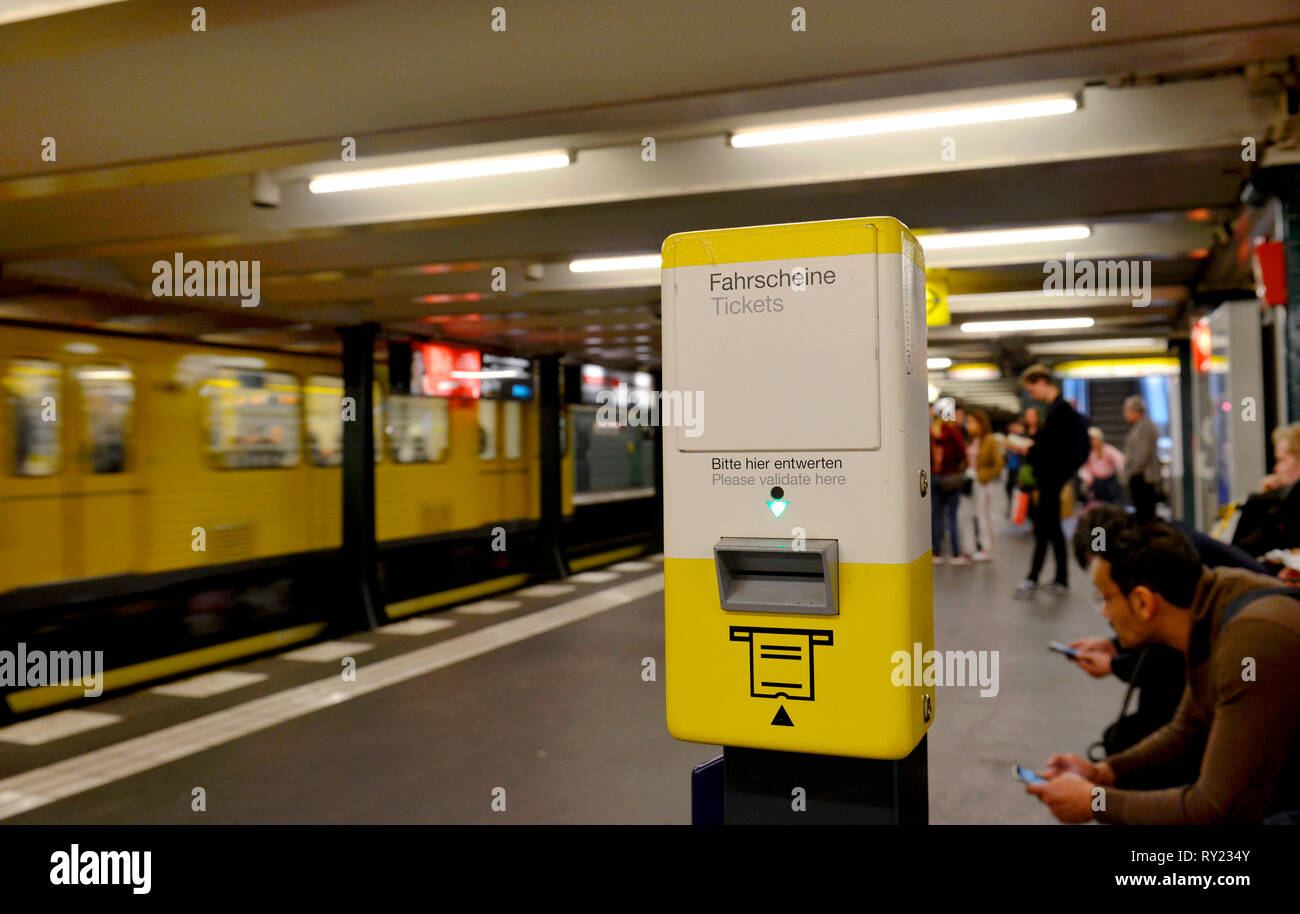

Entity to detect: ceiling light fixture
[919,225,1090,251]
[729,95,1078,148]
[569,254,661,273]
[960,317,1095,334]
[1029,337,1167,355]
[309,150,571,194]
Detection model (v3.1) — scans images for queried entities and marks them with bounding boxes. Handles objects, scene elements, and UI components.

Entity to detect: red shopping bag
[1012,490,1030,525]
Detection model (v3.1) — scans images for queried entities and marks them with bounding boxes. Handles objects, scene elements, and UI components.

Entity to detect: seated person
[1212,424,1300,566]
[1029,518,1300,824]
[1069,506,1188,785]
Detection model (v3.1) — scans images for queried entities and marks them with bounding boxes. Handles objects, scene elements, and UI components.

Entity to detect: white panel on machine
[672,253,880,453]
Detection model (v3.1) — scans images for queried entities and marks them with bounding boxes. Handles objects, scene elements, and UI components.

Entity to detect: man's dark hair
[1105,520,1203,608]
[1072,503,1129,570]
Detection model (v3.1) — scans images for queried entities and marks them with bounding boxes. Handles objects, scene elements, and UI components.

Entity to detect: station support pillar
[1171,337,1197,524]
[1257,165,1300,422]
[537,355,570,578]
[340,323,383,630]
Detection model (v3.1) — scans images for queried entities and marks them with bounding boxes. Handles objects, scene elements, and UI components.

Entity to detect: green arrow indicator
[766,499,789,518]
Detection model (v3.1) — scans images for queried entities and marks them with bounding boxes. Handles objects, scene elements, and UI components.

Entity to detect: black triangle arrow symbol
[770,705,794,727]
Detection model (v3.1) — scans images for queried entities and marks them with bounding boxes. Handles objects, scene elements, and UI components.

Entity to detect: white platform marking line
[516,583,575,597]
[0,573,664,821]
[378,618,456,635]
[152,671,268,698]
[0,710,121,746]
[454,599,522,615]
[568,571,620,584]
[279,640,375,662]
[609,561,654,572]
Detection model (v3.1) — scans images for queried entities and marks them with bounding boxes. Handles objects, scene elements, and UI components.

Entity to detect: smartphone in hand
[1014,764,1047,786]
[1048,641,1079,659]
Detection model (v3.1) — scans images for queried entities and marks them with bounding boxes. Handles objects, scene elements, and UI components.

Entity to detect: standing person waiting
[1120,395,1162,522]
[1002,419,1025,517]
[1013,365,1086,599]
[931,401,971,566]
[964,408,1003,562]
[1005,408,1040,529]
[1079,427,1125,506]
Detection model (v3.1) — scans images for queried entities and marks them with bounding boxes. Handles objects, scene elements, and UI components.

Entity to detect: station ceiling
[1,0,1298,409]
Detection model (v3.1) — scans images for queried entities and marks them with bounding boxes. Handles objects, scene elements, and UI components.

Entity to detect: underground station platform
[3,0,1298,899]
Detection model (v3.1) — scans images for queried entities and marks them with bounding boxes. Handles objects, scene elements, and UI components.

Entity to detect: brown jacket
[1098,567,1300,824]
[974,436,1004,485]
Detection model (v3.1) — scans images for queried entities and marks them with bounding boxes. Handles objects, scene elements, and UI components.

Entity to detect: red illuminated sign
[1191,317,1211,374]
[1254,241,1288,306]
[413,343,481,398]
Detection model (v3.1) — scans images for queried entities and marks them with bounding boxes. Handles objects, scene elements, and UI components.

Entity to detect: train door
[499,399,529,520]
[2,356,74,589]
[476,399,503,523]
[66,360,141,580]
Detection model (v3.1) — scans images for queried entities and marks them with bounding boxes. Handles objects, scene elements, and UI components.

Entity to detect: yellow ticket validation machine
[662,218,934,820]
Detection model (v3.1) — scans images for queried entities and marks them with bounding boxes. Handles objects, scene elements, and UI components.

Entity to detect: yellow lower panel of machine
[665,554,934,759]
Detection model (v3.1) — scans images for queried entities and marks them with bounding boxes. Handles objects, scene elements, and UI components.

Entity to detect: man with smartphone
[1026,519,1300,824]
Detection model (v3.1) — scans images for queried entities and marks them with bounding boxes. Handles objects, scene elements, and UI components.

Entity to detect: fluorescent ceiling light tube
[569,254,661,273]
[1029,337,1166,355]
[309,151,571,194]
[0,0,128,26]
[920,225,1090,251]
[960,317,1095,333]
[730,95,1077,148]
[927,357,952,370]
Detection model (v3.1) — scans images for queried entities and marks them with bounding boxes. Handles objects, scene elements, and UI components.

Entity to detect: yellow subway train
[0,324,549,591]
[0,325,654,713]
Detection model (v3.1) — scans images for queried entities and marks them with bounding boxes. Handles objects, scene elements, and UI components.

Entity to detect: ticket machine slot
[714,537,838,615]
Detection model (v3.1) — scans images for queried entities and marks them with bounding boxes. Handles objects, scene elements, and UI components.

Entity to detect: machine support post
[537,354,570,578]
[340,322,383,630]
[719,739,929,824]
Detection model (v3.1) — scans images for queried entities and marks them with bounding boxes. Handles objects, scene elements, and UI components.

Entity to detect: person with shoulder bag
[930,401,971,565]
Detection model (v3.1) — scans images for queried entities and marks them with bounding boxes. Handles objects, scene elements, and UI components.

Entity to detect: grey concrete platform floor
[4,510,1126,824]
[928,509,1126,824]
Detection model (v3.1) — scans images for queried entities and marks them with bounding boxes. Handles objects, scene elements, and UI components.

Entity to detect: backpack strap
[1190,586,1300,668]
[1217,586,1300,633]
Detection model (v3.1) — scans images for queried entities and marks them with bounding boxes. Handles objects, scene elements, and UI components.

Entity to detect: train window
[570,403,655,494]
[478,400,498,461]
[503,400,523,460]
[75,365,133,474]
[6,358,62,477]
[200,369,301,469]
[386,394,448,463]
[305,376,384,466]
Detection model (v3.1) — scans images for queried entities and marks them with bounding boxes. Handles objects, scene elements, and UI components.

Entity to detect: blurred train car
[0,326,654,714]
